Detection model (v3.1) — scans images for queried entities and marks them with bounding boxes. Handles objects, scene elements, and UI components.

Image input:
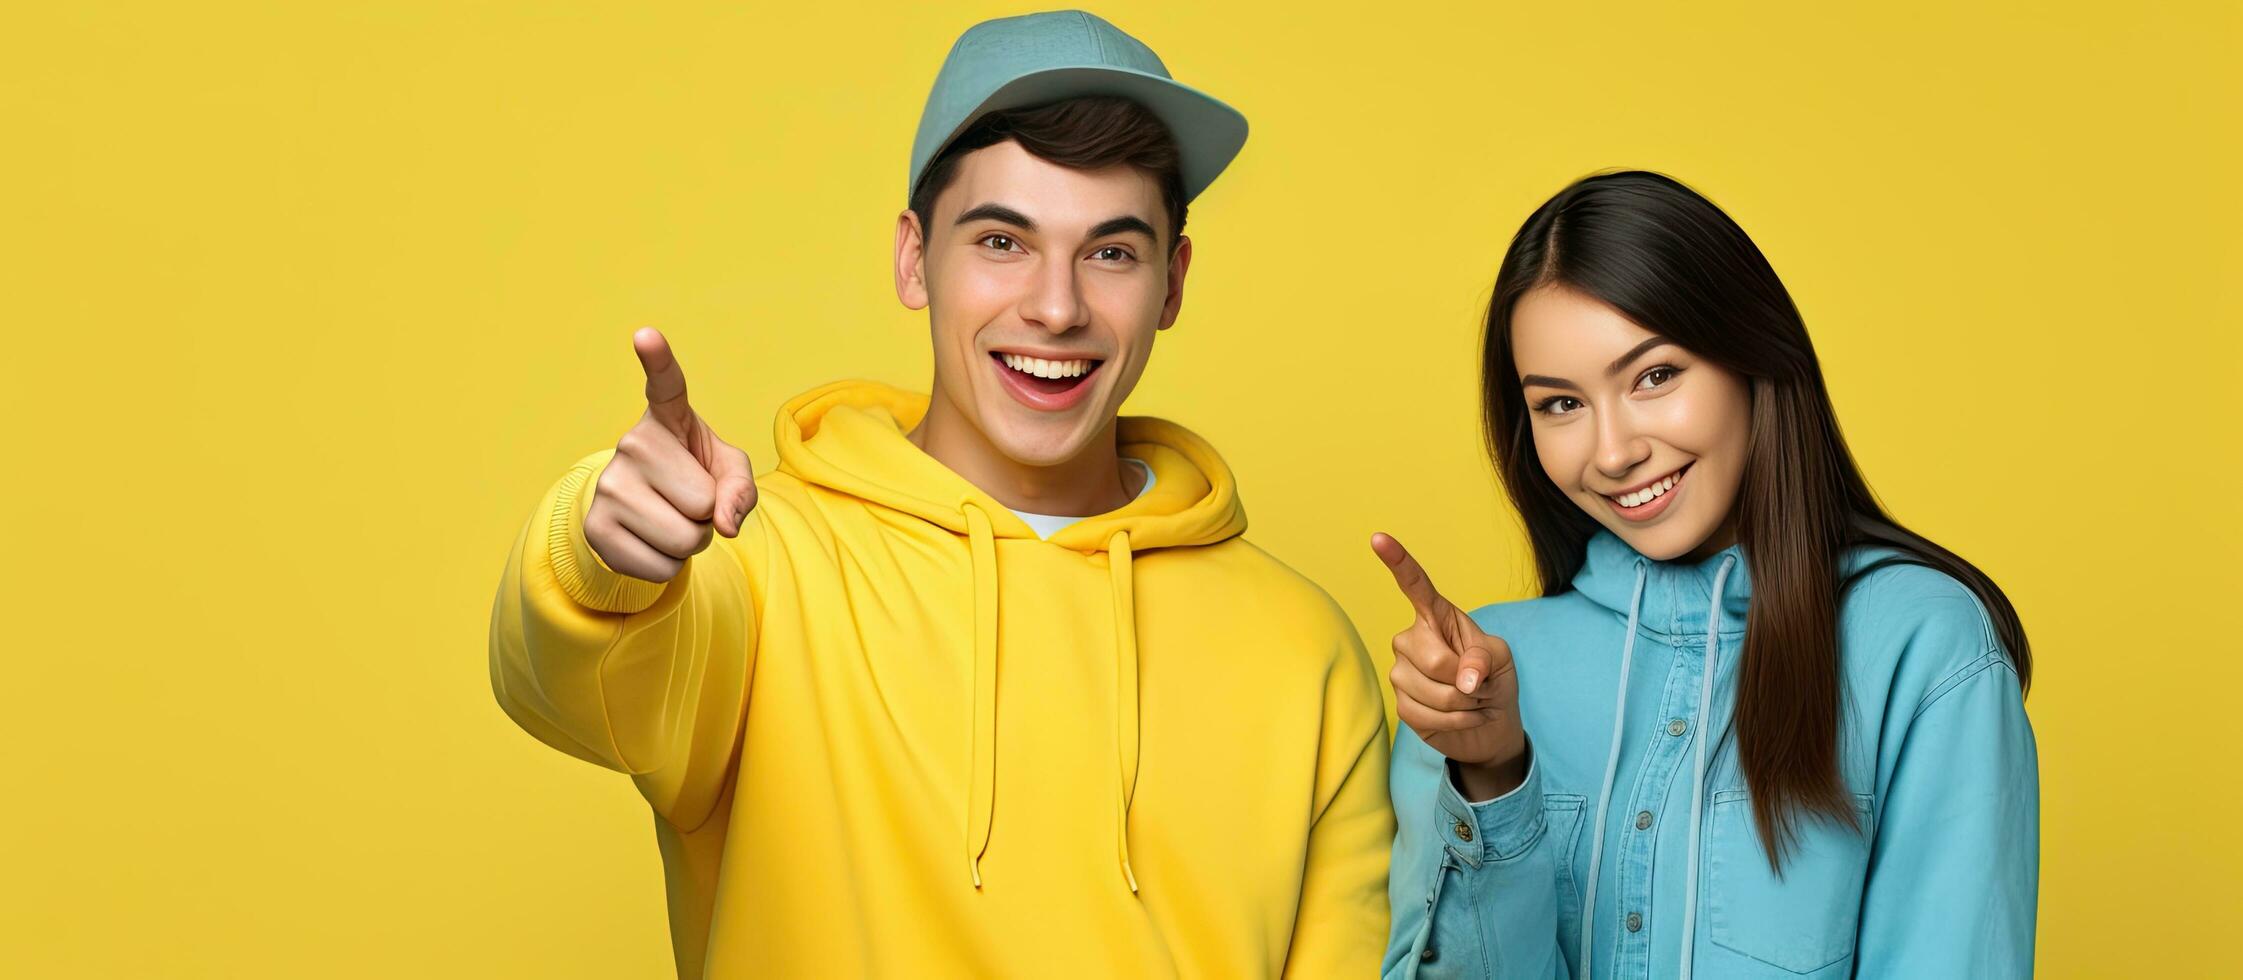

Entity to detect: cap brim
[918,65,1248,204]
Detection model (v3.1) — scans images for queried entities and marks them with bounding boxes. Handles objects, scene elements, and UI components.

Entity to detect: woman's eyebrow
[1520,339,1677,390]
[1606,337,1675,376]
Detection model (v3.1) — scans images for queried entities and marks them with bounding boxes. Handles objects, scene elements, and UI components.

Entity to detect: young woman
[1377,171,2037,979]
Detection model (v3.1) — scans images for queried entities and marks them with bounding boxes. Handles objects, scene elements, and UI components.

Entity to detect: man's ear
[895,209,930,311]
[1156,235,1193,331]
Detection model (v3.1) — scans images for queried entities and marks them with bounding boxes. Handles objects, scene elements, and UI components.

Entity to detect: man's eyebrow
[1088,215,1158,241]
[954,203,1035,230]
[1519,374,1578,390]
[1606,337,1675,376]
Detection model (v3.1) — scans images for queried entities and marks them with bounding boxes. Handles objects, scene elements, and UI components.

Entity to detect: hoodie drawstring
[963,503,998,888]
[1577,562,1647,980]
[1676,554,1737,980]
[1107,530,1141,894]
[958,505,1143,896]
[1577,556,1737,979]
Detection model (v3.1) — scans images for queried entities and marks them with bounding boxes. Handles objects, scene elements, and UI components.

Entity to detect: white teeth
[1001,353,1091,379]
[1616,471,1681,508]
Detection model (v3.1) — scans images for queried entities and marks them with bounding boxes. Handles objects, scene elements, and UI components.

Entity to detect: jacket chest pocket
[1705,789,1875,974]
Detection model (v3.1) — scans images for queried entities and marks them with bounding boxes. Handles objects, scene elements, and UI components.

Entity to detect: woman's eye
[1535,396,1583,416]
[979,234,1019,252]
[1091,246,1134,262]
[1637,365,1681,390]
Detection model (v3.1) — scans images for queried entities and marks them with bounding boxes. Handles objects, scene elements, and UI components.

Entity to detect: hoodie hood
[1571,531,1753,640]
[770,379,1247,893]
[773,380,1247,552]
[1570,529,1903,638]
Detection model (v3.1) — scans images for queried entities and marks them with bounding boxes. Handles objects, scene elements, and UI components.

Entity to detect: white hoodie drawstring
[1676,555,1737,980]
[1577,562,1647,980]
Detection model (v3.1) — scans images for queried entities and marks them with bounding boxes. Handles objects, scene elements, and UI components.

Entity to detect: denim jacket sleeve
[1855,652,2039,977]
[1384,728,1569,980]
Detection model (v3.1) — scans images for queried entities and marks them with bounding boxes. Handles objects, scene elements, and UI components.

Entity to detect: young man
[489,11,1391,976]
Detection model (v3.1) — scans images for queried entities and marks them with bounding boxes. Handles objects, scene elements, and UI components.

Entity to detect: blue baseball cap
[907,10,1248,204]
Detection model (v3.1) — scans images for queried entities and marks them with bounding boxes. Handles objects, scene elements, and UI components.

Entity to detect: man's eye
[1091,246,1134,262]
[979,234,1019,252]
[1637,365,1681,390]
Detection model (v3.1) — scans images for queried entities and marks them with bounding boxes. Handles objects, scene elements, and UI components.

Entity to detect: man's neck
[908,392,1138,517]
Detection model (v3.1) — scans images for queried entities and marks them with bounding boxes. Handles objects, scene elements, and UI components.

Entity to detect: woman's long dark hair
[1481,171,2030,867]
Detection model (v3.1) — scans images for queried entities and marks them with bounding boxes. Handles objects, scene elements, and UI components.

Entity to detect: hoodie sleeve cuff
[1435,742,1545,866]
[546,452,671,615]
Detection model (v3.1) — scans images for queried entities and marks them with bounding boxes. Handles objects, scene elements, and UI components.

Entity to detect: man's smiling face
[896,138,1190,468]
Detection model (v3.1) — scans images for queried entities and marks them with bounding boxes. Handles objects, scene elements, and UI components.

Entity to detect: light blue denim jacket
[1384,532,2037,979]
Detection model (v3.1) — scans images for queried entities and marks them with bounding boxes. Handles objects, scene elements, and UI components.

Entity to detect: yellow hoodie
[490,381,1392,977]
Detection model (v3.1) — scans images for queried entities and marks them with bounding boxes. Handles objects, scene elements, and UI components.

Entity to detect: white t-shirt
[1007,458,1155,540]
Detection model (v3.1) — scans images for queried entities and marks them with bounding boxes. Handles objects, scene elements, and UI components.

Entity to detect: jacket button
[1420,946,1438,963]
[1453,820,1474,842]
[1667,718,1688,736]
[1626,912,1643,933]
[1635,810,1654,830]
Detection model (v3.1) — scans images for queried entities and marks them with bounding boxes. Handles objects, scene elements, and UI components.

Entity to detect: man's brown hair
[909,96,1187,247]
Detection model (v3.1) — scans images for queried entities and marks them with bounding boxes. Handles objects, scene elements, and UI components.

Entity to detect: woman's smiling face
[1511,284,1753,561]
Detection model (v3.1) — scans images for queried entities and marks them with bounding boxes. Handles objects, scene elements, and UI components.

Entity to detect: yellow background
[4,1,2235,976]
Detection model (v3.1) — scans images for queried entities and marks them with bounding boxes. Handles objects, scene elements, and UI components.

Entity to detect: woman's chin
[1602,517,1720,562]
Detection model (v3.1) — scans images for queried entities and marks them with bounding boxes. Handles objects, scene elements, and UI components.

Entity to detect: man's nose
[1019,255,1090,334]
